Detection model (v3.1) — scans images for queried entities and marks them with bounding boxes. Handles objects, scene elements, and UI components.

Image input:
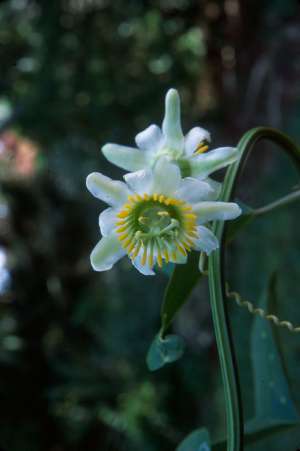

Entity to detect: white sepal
[99,207,117,237]
[162,88,184,153]
[193,226,219,255]
[135,124,163,152]
[193,201,241,224]
[90,234,126,271]
[86,172,130,208]
[190,147,239,179]
[102,143,149,172]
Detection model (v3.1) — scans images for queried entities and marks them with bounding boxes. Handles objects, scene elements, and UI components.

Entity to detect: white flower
[86,158,241,276]
[102,88,239,180]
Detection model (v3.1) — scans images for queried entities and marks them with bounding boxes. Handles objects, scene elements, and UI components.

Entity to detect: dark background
[0,1,300,450]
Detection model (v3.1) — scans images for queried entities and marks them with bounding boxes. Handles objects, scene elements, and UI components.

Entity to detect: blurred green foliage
[0,0,300,450]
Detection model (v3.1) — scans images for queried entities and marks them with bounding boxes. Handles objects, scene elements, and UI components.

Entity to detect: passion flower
[86,158,241,275]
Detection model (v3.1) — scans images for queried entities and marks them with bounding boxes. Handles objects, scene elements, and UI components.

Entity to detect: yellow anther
[143,193,150,200]
[159,195,165,203]
[194,144,209,155]
[165,197,171,205]
[127,195,135,202]
[138,216,148,224]
[153,193,158,201]
[185,213,197,219]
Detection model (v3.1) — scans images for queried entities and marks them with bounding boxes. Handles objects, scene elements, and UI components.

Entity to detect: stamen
[157,210,169,217]
[194,143,209,155]
[138,216,148,225]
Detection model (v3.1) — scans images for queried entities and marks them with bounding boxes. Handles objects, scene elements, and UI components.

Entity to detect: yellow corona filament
[123,237,133,248]
[116,225,128,233]
[116,192,200,267]
[141,246,148,266]
[163,248,169,263]
[131,241,142,259]
[157,252,163,268]
[176,242,187,256]
[118,232,129,241]
[194,144,209,155]
[117,211,129,218]
[127,241,136,253]
[148,246,154,267]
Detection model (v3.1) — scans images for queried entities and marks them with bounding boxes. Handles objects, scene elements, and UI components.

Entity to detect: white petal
[86,172,130,207]
[205,177,222,200]
[90,234,126,271]
[162,89,184,152]
[150,157,181,195]
[124,169,152,194]
[102,143,149,172]
[193,201,241,224]
[175,177,218,203]
[189,147,240,179]
[135,124,163,152]
[131,255,155,276]
[99,207,117,237]
[193,226,219,255]
[184,127,211,155]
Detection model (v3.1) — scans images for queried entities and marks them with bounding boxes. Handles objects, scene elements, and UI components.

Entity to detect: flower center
[115,193,198,267]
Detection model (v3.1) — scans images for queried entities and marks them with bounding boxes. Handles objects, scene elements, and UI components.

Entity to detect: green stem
[208,127,300,451]
[253,189,300,217]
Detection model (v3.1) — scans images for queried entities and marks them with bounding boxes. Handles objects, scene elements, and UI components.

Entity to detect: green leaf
[176,428,211,451]
[251,274,300,424]
[214,274,300,450]
[161,252,202,332]
[146,334,185,372]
